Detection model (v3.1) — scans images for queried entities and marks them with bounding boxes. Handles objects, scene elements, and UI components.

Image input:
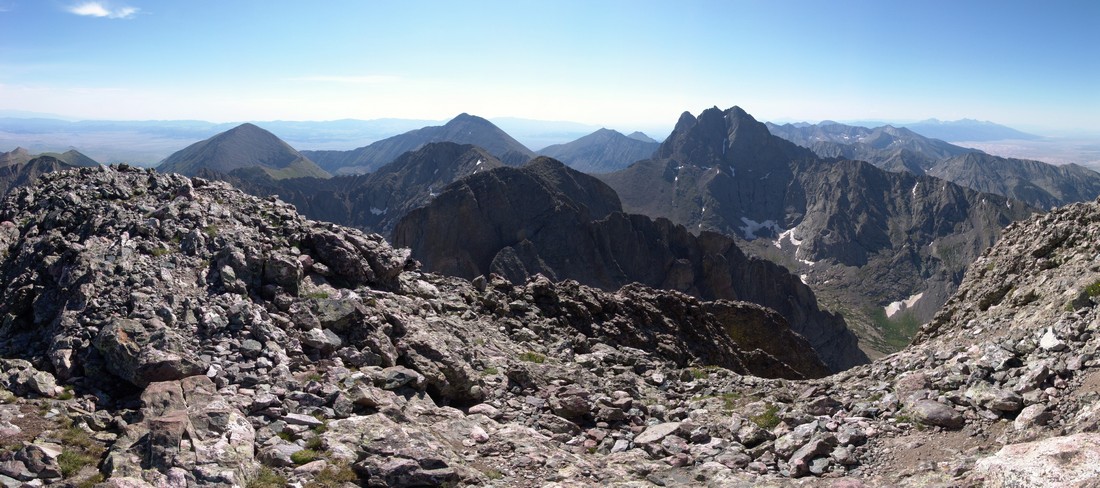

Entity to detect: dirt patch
[2,401,60,445]
[858,421,1007,486]
[1077,369,1100,394]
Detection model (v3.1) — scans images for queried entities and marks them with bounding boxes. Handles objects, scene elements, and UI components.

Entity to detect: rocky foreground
[0,166,1099,487]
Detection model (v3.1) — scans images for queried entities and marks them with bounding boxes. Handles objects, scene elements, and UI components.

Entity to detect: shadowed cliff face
[599,106,1037,355]
[394,157,867,372]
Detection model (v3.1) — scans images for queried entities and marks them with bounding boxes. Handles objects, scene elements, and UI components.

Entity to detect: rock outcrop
[395,157,867,372]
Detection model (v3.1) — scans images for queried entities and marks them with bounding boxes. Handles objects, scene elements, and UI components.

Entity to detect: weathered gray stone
[1014,404,1052,430]
[911,400,964,429]
[635,422,682,445]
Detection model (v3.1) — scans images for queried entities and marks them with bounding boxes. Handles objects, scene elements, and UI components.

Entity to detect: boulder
[910,400,964,429]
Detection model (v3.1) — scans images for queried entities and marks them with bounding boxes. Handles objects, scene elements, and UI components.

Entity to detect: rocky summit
[2,165,1100,487]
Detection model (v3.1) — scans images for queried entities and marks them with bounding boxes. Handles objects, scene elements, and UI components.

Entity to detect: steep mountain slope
[157,123,331,180]
[1,147,98,168]
[769,120,1100,209]
[195,142,503,237]
[601,107,1036,355]
[928,153,1100,210]
[303,114,535,174]
[0,155,82,197]
[537,128,659,173]
[0,147,34,167]
[394,157,867,372]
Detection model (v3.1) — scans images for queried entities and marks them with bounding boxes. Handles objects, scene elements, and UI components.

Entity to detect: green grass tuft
[290,449,319,465]
[1086,280,1100,298]
[518,351,546,364]
[246,466,288,488]
[305,461,358,487]
[750,403,781,430]
[58,449,95,478]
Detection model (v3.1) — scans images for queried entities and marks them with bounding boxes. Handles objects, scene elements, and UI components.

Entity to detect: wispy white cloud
[68,2,138,19]
[289,75,400,84]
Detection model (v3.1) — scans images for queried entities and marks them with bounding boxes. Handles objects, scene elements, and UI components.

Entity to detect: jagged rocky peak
[656,105,811,168]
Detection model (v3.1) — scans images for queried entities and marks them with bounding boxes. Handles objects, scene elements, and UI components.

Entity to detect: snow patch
[739,217,781,240]
[370,207,387,216]
[799,274,809,285]
[776,228,803,248]
[476,159,482,166]
[885,292,924,318]
[911,183,918,197]
[798,258,816,266]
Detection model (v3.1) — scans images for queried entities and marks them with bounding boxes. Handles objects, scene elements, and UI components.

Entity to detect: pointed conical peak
[447,113,493,126]
[672,111,697,132]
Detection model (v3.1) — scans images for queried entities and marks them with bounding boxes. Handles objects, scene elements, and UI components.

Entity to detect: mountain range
[198,142,504,236]
[9,105,1100,360]
[767,120,1100,210]
[302,114,536,174]
[901,118,1041,141]
[601,107,1038,354]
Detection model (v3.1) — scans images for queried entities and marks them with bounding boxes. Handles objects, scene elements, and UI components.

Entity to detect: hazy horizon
[0,1,1097,136]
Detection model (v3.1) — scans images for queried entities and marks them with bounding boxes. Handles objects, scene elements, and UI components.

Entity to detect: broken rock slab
[974,433,1100,487]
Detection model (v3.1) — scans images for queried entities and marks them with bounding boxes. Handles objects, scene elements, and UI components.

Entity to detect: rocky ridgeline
[2,166,1100,487]
[0,166,834,487]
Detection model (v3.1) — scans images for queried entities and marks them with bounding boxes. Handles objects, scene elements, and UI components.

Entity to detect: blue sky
[0,0,1097,135]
